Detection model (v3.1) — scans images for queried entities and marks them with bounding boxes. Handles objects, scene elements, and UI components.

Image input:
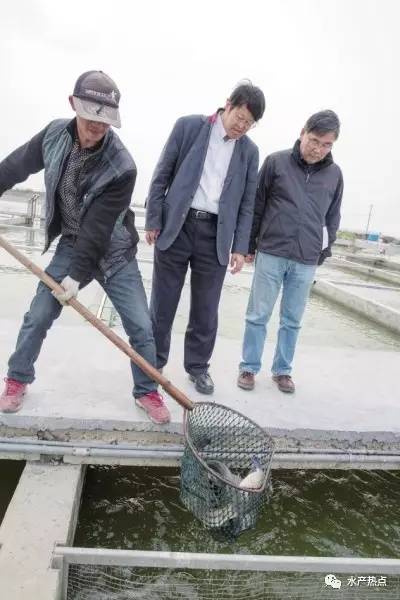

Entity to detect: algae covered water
[70,466,400,599]
[75,465,400,558]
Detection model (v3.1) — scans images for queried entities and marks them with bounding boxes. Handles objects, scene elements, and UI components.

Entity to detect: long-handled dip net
[181,401,274,539]
[0,234,275,538]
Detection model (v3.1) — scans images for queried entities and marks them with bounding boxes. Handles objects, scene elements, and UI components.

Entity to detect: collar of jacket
[208,108,226,124]
[65,117,111,157]
[292,138,333,173]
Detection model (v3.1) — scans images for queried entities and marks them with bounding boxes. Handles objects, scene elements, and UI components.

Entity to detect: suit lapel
[183,119,213,177]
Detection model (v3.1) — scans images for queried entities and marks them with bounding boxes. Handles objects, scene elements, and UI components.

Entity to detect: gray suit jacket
[145,113,259,266]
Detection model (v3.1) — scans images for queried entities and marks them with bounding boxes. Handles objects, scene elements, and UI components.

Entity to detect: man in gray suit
[145,83,265,394]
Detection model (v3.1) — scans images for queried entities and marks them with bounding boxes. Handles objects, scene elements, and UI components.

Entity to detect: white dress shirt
[191,114,235,214]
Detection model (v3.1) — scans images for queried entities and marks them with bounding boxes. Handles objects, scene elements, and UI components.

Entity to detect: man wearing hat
[0,70,170,424]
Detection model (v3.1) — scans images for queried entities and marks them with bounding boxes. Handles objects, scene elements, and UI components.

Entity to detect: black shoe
[189,372,214,395]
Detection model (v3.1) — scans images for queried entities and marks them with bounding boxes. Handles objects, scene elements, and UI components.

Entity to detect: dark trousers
[150,214,227,375]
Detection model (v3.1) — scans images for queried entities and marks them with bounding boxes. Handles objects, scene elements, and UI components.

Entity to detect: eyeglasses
[306,136,333,151]
[233,110,256,130]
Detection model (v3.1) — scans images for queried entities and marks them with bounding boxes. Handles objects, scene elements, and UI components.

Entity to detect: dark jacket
[145,113,259,266]
[249,140,344,265]
[0,119,139,282]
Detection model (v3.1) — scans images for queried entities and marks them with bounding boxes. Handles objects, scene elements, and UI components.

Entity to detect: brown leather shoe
[272,375,295,393]
[237,371,255,390]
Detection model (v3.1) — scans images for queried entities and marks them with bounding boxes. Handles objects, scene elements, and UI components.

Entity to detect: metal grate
[67,565,400,599]
[54,547,400,600]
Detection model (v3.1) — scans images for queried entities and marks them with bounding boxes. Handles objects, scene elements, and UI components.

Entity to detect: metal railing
[53,545,400,573]
[0,192,41,225]
[1,437,400,469]
[53,545,400,600]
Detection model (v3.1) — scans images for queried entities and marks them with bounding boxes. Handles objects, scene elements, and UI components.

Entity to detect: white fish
[207,460,241,486]
[239,456,264,490]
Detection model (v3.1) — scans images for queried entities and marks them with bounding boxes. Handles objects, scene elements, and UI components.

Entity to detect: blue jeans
[239,252,316,376]
[8,236,157,398]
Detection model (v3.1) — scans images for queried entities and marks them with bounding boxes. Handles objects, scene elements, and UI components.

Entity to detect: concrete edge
[313,279,400,335]
[330,257,400,285]
[344,254,400,273]
[0,463,83,600]
[0,414,184,434]
[2,425,400,447]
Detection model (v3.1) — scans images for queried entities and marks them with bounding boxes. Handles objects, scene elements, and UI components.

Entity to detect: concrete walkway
[0,463,83,600]
[1,318,399,453]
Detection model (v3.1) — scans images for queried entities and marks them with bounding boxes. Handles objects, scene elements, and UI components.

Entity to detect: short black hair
[305,110,340,139]
[229,81,266,122]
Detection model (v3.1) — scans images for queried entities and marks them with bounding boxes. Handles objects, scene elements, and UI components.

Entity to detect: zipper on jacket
[45,160,66,248]
[76,155,96,220]
[44,132,74,251]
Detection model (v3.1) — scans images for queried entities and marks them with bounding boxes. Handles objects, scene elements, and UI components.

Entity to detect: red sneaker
[0,378,27,413]
[135,391,171,424]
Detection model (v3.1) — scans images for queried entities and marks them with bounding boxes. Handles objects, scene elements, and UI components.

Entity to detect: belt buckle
[195,209,206,219]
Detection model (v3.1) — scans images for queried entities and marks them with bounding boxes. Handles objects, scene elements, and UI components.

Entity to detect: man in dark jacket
[238,110,343,394]
[0,70,170,424]
[145,83,265,395]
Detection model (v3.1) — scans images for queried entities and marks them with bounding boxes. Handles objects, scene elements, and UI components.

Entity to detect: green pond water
[0,460,25,526]
[69,466,400,599]
[75,466,400,558]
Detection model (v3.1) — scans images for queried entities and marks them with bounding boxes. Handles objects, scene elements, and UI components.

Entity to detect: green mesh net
[180,402,274,539]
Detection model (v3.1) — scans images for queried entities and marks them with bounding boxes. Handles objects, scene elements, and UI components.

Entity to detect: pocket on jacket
[259,210,288,241]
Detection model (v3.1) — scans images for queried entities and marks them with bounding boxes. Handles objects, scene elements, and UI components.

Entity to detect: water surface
[75,466,400,558]
[0,460,25,526]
